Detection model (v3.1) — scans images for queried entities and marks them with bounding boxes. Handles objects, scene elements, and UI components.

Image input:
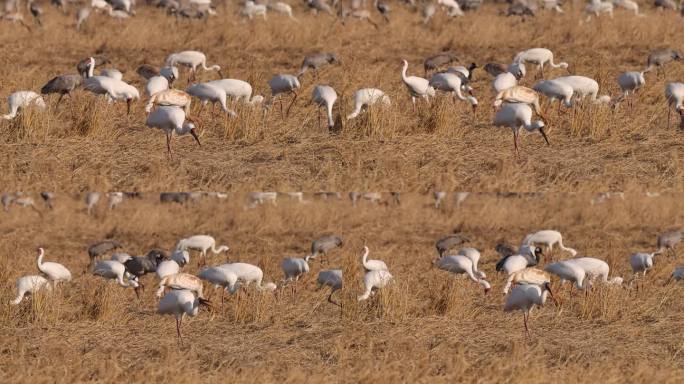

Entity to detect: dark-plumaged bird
[41,74,83,106]
[77,55,110,78]
[483,62,507,77]
[307,0,333,14]
[505,2,535,17]
[40,192,54,209]
[124,249,167,297]
[657,230,684,256]
[160,192,189,204]
[646,48,684,75]
[297,52,340,78]
[435,234,470,257]
[28,0,43,26]
[88,240,123,267]
[375,0,390,22]
[311,235,343,263]
[424,53,458,75]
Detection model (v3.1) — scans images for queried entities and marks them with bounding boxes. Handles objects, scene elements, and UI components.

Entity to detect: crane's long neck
[362,247,369,267]
[454,85,467,101]
[87,58,95,78]
[401,62,409,82]
[36,248,44,268]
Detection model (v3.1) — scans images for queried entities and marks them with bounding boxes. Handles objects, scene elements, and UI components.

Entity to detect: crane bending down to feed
[514,48,569,78]
[401,60,435,109]
[523,230,577,256]
[434,255,491,294]
[176,235,229,265]
[92,260,140,288]
[544,261,588,291]
[165,50,222,82]
[630,252,658,289]
[206,79,264,105]
[158,289,211,344]
[311,85,337,129]
[346,88,391,119]
[281,255,315,295]
[428,72,478,112]
[504,281,557,335]
[185,83,237,117]
[657,230,684,256]
[36,248,72,286]
[83,76,140,114]
[493,103,549,155]
[10,275,51,305]
[146,106,201,158]
[265,74,301,118]
[358,269,393,301]
[457,248,485,278]
[493,86,547,123]
[502,268,551,295]
[496,245,544,275]
[553,76,611,105]
[2,91,47,120]
[218,263,277,292]
[317,269,343,306]
[533,79,574,112]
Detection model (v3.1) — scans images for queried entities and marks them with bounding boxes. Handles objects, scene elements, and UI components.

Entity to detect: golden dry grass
[1,193,684,382]
[1,5,684,191]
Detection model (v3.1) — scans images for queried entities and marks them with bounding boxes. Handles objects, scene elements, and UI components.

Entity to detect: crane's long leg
[667,107,671,130]
[328,290,341,307]
[317,106,322,129]
[286,91,298,117]
[166,132,172,159]
[512,129,519,156]
[279,97,284,119]
[539,127,550,145]
[523,312,530,337]
[176,316,183,345]
[56,94,65,108]
[127,99,132,115]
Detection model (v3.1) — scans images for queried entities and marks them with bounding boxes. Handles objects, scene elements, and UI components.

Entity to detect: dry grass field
[1,193,684,383]
[1,4,684,191]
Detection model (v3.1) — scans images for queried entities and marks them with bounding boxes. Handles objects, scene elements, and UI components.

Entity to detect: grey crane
[375,0,390,22]
[657,230,684,256]
[655,0,678,10]
[435,234,470,257]
[297,52,340,79]
[317,269,343,307]
[88,240,123,267]
[40,192,54,209]
[160,192,190,204]
[28,0,43,26]
[311,235,343,264]
[307,0,333,14]
[483,62,507,78]
[124,250,167,297]
[424,53,459,75]
[505,2,535,17]
[41,74,83,106]
[646,48,684,76]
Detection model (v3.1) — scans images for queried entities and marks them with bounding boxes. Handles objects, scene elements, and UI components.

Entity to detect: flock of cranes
[9,228,684,340]
[4,42,684,156]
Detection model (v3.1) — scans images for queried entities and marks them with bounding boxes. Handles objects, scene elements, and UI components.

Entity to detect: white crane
[613,0,643,16]
[317,269,342,306]
[563,257,623,285]
[311,85,337,129]
[585,0,613,21]
[206,79,263,105]
[10,275,51,305]
[156,259,180,279]
[504,281,556,335]
[346,88,390,119]
[186,83,236,117]
[36,248,72,286]
[145,76,169,97]
[361,246,388,271]
[218,263,277,292]
[533,79,574,112]
[198,266,239,304]
[514,48,569,78]
[92,260,140,288]
[492,72,518,94]
[165,50,222,82]
[265,74,301,118]
[267,1,297,20]
[85,191,100,215]
[176,235,228,264]
[434,255,491,294]
[281,254,314,296]
[553,76,611,104]
[493,103,549,154]
[401,59,435,109]
[157,272,204,298]
[157,289,210,344]
[617,71,646,100]
[146,105,201,158]
[428,72,478,112]
[523,230,577,256]
[107,192,123,209]
[358,269,393,301]
[2,91,46,120]
[495,245,543,275]
[665,82,684,129]
[456,248,485,278]
[544,260,588,291]
[241,0,267,19]
[84,76,140,114]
